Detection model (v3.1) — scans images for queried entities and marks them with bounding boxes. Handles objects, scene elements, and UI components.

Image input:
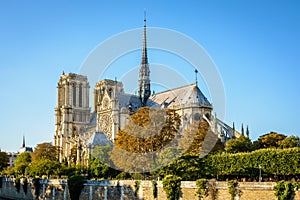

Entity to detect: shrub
[68,175,86,200]
[196,178,208,200]
[227,180,239,200]
[274,181,295,200]
[162,175,181,200]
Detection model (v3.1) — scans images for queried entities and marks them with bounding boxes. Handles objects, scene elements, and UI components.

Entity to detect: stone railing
[1,178,300,200]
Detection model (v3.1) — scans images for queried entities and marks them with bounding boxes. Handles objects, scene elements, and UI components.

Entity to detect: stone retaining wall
[1,178,300,200]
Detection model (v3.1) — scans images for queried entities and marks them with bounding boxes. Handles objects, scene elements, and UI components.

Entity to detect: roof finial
[195,69,198,86]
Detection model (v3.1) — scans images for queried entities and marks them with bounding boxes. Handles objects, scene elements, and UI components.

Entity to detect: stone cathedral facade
[54,19,237,165]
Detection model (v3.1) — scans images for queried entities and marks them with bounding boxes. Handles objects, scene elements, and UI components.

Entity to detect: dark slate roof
[118,93,142,112]
[147,83,211,108]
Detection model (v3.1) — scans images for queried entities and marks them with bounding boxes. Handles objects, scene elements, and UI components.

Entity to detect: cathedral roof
[148,83,211,108]
[85,132,112,147]
[118,93,142,111]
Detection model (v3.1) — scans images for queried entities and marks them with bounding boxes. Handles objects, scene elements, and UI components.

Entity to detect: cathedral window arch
[79,83,83,107]
[73,83,76,106]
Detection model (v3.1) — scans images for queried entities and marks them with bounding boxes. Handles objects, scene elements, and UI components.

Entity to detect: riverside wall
[0,178,300,200]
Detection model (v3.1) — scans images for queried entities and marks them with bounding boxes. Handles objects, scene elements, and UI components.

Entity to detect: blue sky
[0,0,299,152]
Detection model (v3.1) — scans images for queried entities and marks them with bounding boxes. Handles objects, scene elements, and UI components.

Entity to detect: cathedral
[54,18,237,165]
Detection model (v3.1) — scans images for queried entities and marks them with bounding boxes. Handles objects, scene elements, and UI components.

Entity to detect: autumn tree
[178,120,208,155]
[31,142,58,162]
[109,107,181,172]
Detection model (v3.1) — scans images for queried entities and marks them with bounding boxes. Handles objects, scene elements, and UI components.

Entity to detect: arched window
[79,84,83,107]
[73,83,76,106]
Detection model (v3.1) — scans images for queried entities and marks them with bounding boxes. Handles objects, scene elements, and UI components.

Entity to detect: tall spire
[22,135,25,148]
[139,11,151,106]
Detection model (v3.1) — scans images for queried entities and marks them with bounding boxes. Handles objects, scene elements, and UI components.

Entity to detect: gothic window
[79,84,83,107]
[108,88,112,97]
[73,83,76,106]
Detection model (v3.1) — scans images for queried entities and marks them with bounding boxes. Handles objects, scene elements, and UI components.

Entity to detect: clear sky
[0,0,299,152]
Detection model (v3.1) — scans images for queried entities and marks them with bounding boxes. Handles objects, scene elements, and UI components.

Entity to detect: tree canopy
[225,136,253,153]
[0,151,8,171]
[31,142,58,162]
[13,152,32,176]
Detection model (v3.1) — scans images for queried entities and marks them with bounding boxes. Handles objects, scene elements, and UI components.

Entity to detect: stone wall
[1,178,300,200]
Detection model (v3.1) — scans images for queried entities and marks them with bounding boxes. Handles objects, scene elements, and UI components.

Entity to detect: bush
[68,175,86,200]
[274,181,295,200]
[196,178,208,200]
[162,175,181,200]
[227,180,239,200]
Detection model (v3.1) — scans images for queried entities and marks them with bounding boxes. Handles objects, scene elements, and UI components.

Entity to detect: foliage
[68,175,86,200]
[277,136,300,148]
[208,148,300,178]
[28,159,61,178]
[154,154,206,181]
[225,136,253,153]
[274,181,295,200]
[32,142,58,162]
[22,178,28,194]
[196,178,208,200]
[110,107,181,172]
[152,180,158,198]
[115,171,131,180]
[179,120,209,155]
[253,132,286,149]
[162,175,182,200]
[14,177,21,193]
[13,152,32,176]
[134,180,141,196]
[0,151,8,171]
[227,180,239,200]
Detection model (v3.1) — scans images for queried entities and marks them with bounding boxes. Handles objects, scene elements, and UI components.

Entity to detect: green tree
[0,151,8,171]
[253,132,286,149]
[89,158,110,178]
[13,152,32,176]
[277,136,300,148]
[225,136,253,153]
[28,159,61,178]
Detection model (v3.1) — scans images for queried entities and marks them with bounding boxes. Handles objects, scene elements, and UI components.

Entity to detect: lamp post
[259,165,262,182]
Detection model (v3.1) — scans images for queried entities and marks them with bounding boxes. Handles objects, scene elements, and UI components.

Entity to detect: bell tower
[54,72,91,162]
